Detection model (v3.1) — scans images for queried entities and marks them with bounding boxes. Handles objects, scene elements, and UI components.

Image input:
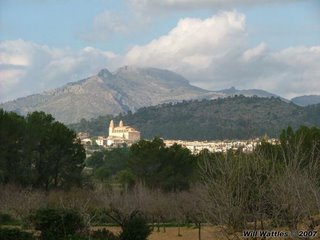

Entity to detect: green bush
[0,214,17,225]
[91,229,118,240]
[0,228,34,240]
[29,208,84,240]
[119,214,152,240]
[65,229,118,240]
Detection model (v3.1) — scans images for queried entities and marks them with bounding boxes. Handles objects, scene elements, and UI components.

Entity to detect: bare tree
[0,185,45,219]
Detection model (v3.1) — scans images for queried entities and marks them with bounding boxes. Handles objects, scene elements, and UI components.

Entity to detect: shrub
[119,214,152,240]
[90,208,111,225]
[29,208,84,240]
[91,229,118,240]
[65,229,118,240]
[0,228,34,240]
[0,214,16,225]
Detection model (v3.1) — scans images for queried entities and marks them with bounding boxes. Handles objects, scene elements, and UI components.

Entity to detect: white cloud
[125,11,246,71]
[124,11,320,98]
[242,43,267,62]
[197,45,320,98]
[0,39,120,102]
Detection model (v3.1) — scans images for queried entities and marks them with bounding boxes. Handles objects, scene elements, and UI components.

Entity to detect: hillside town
[77,120,141,148]
[77,120,278,155]
[163,138,278,154]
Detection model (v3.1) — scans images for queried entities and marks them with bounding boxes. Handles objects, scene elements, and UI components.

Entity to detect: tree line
[87,137,197,192]
[0,109,85,190]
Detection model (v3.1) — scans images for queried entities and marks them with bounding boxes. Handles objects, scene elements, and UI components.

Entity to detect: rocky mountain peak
[97,68,112,79]
[0,66,286,123]
[220,86,238,94]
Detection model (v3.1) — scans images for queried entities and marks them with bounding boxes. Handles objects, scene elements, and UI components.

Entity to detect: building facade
[107,120,140,146]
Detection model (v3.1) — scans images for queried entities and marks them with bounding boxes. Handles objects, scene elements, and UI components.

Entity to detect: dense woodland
[0,110,85,190]
[69,96,320,140]
[1,109,320,239]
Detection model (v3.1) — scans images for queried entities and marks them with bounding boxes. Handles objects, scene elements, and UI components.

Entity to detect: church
[107,120,141,146]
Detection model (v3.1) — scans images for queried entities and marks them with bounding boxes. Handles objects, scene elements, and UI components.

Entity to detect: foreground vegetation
[87,138,197,191]
[1,109,320,239]
[0,109,85,190]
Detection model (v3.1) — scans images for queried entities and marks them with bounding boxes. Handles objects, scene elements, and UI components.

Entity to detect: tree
[129,137,166,188]
[24,112,85,190]
[0,110,26,185]
[0,110,86,190]
[118,212,152,240]
[117,170,135,191]
[280,126,320,170]
[129,138,196,191]
[29,208,84,240]
[161,143,197,191]
[198,150,273,231]
[86,147,130,182]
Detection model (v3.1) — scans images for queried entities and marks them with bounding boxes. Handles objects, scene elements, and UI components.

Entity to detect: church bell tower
[109,120,114,136]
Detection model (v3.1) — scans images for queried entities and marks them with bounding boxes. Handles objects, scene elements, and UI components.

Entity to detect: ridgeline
[69,96,320,140]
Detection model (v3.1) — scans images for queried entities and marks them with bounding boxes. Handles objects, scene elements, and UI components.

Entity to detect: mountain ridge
[291,95,320,106]
[0,66,287,123]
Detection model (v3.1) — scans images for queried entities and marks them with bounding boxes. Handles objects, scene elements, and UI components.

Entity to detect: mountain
[0,66,217,123]
[218,86,286,99]
[291,95,320,106]
[70,96,320,140]
[0,66,285,123]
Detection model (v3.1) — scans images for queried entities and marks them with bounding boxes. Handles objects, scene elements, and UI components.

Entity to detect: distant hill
[291,95,320,106]
[218,86,279,98]
[0,66,214,123]
[69,96,320,140]
[0,66,286,124]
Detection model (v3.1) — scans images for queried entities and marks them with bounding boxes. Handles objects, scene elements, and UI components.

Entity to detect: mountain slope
[291,95,320,106]
[70,96,320,140]
[218,87,286,99]
[0,66,286,124]
[0,67,213,123]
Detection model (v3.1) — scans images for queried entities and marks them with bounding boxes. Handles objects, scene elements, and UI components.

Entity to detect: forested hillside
[70,96,320,140]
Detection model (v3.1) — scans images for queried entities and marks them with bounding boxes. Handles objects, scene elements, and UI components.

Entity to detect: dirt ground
[96,226,236,240]
[95,225,320,240]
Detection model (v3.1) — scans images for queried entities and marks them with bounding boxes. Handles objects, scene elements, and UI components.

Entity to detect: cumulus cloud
[125,11,246,71]
[124,11,320,98]
[0,39,120,102]
[265,46,320,98]
[197,44,320,98]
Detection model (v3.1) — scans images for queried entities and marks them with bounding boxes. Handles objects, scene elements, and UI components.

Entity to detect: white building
[96,136,108,146]
[107,120,140,146]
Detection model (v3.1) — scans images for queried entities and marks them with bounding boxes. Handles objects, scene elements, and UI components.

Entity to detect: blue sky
[0,0,320,102]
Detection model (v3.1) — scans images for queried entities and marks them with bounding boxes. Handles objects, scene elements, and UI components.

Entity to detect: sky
[0,0,319,102]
